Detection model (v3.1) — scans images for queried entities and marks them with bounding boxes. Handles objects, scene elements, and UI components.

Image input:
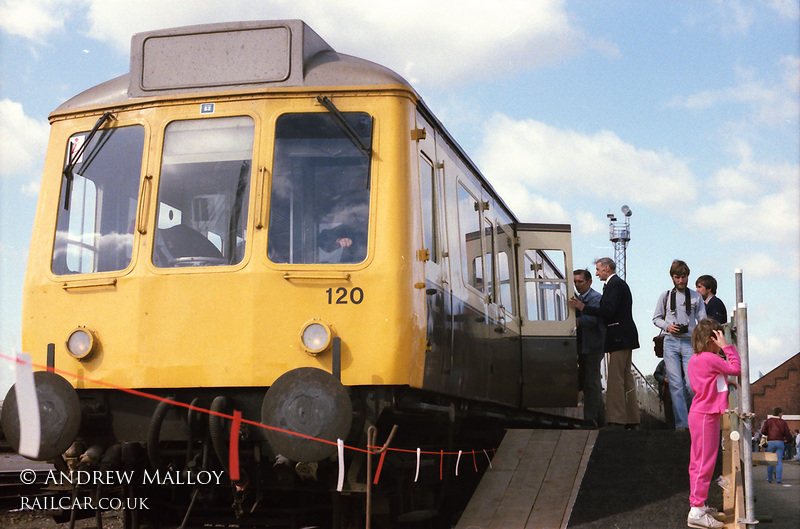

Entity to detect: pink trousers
[688,410,721,507]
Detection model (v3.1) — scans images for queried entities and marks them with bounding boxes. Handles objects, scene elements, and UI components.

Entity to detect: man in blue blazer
[573,269,606,428]
[569,257,640,428]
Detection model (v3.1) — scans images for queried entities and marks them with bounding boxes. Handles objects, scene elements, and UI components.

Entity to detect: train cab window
[457,183,483,292]
[268,112,373,264]
[419,154,438,263]
[52,125,144,275]
[523,249,568,321]
[153,116,254,268]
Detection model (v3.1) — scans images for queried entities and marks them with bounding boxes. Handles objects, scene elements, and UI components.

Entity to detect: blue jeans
[766,441,785,482]
[663,336,694,429]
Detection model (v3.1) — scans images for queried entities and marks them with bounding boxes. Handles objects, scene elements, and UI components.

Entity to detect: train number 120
[326,287,364,305]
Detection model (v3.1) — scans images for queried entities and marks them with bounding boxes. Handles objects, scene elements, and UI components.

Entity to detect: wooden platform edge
[559,430,598,529]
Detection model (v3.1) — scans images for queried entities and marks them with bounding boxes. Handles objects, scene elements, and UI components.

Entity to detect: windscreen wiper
[62,111,114,209]
[316,96,371,156]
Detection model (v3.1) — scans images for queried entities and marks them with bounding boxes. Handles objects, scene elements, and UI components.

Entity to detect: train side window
[268,112,373,265]
[497,234,516,316]
[52,125,144,275]
[457,183,483,292]
[523,249,567,321]
[484,217,496,301]
[153,116,254,268]
[419,153,438,263]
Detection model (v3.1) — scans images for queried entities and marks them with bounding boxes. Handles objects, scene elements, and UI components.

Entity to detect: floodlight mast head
[607,205,632,280]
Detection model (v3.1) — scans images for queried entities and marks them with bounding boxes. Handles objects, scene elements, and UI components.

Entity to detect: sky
[1,0,799,398]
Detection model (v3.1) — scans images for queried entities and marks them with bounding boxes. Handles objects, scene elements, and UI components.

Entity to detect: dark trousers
[579,352,606,426]
[661,382,675,429]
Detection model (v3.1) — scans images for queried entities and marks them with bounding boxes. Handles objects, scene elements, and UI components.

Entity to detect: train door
[494,219,518,335]
[483,208,523,405]
[516,223,578,408]
[416,113,453,379]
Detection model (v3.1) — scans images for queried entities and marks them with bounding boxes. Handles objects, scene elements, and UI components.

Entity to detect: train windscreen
[153,116,254,268]
[268,112,373,264]
[52,125,144,275]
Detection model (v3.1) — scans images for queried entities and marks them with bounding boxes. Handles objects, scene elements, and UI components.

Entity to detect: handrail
[282,271,351,281]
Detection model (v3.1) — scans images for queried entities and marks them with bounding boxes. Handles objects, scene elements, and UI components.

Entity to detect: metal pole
[735,269,757,526]
[735,269,744,305]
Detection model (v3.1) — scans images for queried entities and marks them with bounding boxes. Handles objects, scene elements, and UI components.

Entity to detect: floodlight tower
[607,205,632,280]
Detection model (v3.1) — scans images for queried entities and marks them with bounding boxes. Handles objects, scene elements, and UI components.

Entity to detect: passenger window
[419,154,438,263]
[268,112,373,264]
[457,183,483,292]
[52,125,144,275]
[524,249,568,321]
[153,116,254,268]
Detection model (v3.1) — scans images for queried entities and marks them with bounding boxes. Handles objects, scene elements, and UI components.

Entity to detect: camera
[676,324,689,334]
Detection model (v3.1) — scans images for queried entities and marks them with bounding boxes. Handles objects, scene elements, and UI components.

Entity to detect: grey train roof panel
[53,20,413,115]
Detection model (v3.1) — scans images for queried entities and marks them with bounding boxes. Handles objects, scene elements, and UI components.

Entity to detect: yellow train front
[3,21,578,527]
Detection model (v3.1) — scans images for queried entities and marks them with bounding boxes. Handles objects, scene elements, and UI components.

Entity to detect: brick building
[751,352,800,433]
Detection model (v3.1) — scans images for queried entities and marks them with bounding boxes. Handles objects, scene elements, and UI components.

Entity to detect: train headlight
[300,321,333,355]
[66,327,97,359]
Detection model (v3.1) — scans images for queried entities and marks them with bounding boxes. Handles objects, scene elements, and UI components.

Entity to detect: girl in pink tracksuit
[686,318,741,528]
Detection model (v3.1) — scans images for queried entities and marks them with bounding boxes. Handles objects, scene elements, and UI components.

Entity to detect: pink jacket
[688,345,741,415]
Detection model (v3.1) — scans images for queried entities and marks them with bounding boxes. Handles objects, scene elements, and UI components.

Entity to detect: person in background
[760,407,792,483]
[686,318,740,529]
[794,429,800,462]
[653,359,675,429]
[787,429,797,460]
[572,269,606,429]
[653,260,707,430]
[569,257,640,429]
[695,275,727,324]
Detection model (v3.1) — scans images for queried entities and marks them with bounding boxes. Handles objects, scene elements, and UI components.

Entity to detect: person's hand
[336,237,352,248]
[711,329,728,349]
[568,296,585,311]
[667,324,681,334]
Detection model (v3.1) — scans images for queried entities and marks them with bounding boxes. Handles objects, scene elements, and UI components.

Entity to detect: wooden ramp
[456,429,597,529]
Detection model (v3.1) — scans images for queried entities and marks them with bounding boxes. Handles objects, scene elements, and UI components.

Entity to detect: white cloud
[0,99,50,178]
[21,180,41,197]
[0,0,69,42]
[708,142,799,200]
[699,137,800,247]
[748,332,796,380]
[766,0,800,20]
[708,167,761,199]
[670,55,799,127]
[692,192,800,246]
[573,211,606,236]
[77,0,587,88]
[735,253,788,278]
[714,0,756,35]
[476,114,698,209]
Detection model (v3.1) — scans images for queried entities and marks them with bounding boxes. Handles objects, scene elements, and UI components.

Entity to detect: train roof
[53,20,414,115]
